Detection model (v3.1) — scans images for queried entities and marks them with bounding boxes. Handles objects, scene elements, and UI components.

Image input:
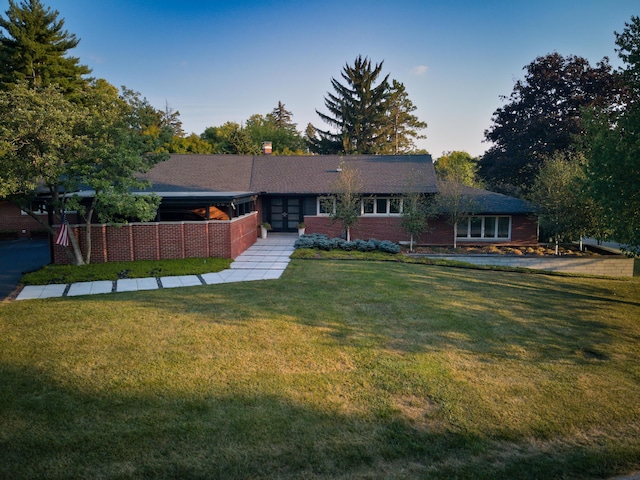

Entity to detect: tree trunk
[453,223,458,249]
[67,227,85,265]
[83,201,98,264]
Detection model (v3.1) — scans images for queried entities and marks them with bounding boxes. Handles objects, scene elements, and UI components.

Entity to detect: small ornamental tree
[528,152,601,254]
[324,160,362,241]
[400,190,432,252]
[434,180,477,249]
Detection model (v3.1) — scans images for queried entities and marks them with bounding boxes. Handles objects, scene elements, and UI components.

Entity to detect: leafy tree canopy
[0,81,168,264]
[582,16,640,255]
[201,101,306,155]
[435,151,480,187]
[478,53,619,193]
[0,0,91,95]
[528,152,602,253]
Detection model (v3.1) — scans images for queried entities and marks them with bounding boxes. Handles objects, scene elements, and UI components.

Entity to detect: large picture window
[457,216,511,240]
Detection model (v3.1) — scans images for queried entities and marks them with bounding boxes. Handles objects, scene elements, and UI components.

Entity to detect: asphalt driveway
[0,238,50,300]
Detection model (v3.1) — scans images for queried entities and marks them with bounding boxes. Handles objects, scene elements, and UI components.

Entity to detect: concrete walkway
[16,234,297,301]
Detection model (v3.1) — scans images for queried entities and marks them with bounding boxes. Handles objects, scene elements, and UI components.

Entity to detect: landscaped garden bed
[404,244,610,257]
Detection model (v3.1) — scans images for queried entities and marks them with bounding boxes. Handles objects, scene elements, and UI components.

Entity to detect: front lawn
[20,257,232,285]
[1,260,639,479]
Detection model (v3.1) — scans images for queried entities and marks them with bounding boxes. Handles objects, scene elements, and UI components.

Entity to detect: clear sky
[8,0,638,158]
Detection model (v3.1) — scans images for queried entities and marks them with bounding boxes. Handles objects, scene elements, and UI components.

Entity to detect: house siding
[52,212,258,264]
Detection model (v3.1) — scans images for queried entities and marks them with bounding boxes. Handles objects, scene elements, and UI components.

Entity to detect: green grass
[20,257,232,285]
[1,260,639,479]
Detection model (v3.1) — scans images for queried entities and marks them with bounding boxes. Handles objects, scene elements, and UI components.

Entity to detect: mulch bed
[405,245,602,257]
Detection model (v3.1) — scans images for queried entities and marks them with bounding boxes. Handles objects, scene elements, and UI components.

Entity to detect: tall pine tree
[0,0,91,94]
[312,55,390,154]
[383,80,427,154]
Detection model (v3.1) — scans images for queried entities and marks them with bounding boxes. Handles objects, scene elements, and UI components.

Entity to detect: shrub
[378,240,401,254]
[294,234,399,254]
[340,241,357,251]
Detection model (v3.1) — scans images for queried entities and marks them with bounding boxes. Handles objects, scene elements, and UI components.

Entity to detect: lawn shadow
[1,361,636,480]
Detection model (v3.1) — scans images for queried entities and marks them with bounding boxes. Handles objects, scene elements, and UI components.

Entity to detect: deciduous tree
[479,53,619,193]
[324,161,362,241]
[0,81,168,264]
[528,152,596,254]
[435,151,480,187]
[584,16,640,255]
[400,191,432,252]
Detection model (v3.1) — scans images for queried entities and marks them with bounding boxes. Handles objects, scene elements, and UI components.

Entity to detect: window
[317,197,335,215]
[317,196,403,216]
[21,202,48,216]
[363,198,375,214]
[456,216,512,240]
[360,197,402,215]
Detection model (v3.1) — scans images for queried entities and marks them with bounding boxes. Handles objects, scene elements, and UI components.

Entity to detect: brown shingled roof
[142,154,438,195]
[140,155,254,192]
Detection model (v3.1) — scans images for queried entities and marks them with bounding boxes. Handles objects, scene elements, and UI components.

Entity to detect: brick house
[0,154,538,263]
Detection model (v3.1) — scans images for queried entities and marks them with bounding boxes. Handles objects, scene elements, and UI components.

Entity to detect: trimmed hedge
[294,234,400,254]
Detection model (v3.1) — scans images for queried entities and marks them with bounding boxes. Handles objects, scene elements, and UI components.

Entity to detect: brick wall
[304,214,538,246]
[0,200,85,239]
[52,212,258,264]
[0,201,48,238]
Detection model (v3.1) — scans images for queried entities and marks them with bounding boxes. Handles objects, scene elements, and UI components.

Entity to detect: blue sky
[7,0,639,157]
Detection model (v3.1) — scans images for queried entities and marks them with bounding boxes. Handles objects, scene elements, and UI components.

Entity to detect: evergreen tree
[227,124,258,155]
[313,55,390,154]
[383,80,427,154]
[0,0,91,94]
[269,101,296,131]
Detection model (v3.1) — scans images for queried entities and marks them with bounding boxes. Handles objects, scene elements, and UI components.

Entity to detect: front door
[270,197,301,232]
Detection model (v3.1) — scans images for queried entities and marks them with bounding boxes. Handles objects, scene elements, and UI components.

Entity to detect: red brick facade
[52,213,258,264]
[0,201,48,238]
[304,214,538,246]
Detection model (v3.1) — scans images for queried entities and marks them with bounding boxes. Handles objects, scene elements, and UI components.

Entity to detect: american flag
[55,212,69,247]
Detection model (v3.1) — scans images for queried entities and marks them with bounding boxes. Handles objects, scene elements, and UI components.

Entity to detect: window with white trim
[361,197,403,215]
[317,196,335,215]
[316,196,402,216]
[456,216,511,239]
